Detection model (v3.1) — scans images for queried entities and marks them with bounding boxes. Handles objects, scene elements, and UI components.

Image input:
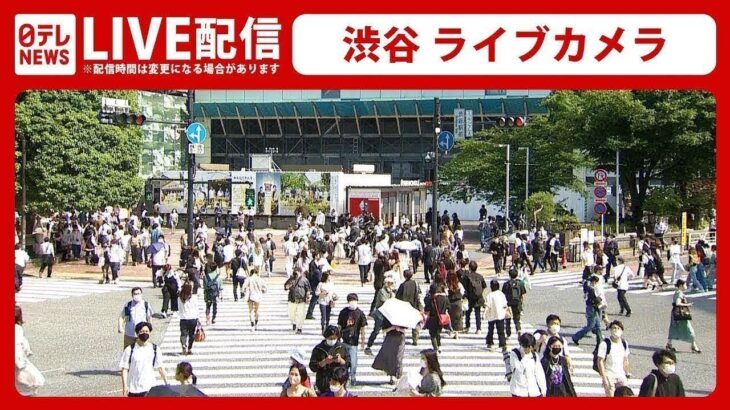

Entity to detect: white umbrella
[377,298,423,329]
[394,241,417,252]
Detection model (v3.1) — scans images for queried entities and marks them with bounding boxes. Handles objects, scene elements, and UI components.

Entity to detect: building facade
[191,90,549,182]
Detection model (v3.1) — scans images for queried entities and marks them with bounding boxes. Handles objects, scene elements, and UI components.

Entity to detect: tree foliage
[439,115,591,214]
[524,192,556,226]
[544,90,715,223]
[644,187,682,217]
[15,90,144,213]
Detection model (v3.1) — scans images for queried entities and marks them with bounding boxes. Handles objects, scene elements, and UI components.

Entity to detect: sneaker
[160,312,167,318]
[364,348,373,356]
[211,319,216,324]
[305,316,315,320]
[292,324,297,331]
[296,329,302,334]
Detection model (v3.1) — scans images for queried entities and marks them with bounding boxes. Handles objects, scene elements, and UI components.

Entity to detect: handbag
[505,306,513,319]
[432,296,450,327]
[612,267,626,289]
[194,321,206,342]
[672,304,692,321]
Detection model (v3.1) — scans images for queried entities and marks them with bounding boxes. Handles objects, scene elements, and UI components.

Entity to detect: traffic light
[245,189,255,207]
[497,116,526,128]
[98,111,147,126]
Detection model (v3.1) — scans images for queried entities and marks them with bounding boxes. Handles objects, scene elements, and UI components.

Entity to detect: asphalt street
[17,224,716,397]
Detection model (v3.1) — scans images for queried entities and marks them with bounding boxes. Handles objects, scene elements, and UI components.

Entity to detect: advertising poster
[255,172,281,216]
[348,190,381,221]
[231,171,256,213]
[280,172,331,216]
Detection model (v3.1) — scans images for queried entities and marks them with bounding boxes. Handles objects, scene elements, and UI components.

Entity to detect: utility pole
[432,97,441,245]
[186,91,195,248]
[505,144,510,233]
[20,132,27,249]
[616,149,620,235]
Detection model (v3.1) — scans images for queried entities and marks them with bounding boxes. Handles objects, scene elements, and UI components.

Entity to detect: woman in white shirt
[16,306,44,396]
[178,281,200,355]
[242,268,268,332]
[251,241,265,274]
[315,272,337,334]
[483,279,508,351]
[508,333,547,397]
[295,249,311,274]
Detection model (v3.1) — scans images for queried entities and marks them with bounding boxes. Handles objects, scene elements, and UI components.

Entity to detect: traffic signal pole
[432,98,440,245]
[186,90,195,247]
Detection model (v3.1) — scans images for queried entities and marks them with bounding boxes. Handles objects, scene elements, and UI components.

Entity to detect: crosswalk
[527,270,717,301]
[156,282,642,396]
[15,277,152,304]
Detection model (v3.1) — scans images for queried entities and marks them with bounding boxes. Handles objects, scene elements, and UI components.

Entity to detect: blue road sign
[438,131,455,152]
[594,186,608,199]
[594,202,608,215]
[186,122,207,144]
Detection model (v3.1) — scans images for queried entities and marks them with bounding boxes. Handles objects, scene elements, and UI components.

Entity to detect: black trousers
[411,256,420,274]
[486,319,507,348]
[306,294,319,318]
[505,306,522,336]
[180,318,197,350]
[162,287,179,312]
[232,276,246,300]
[492,255,502,274]
[39,256,54,277]
[205,299,218,320]
[617,289,631,314]
[465,300,482,330]
[429,326,442,350]
[369,285,382,314]
[424,264,434,283]
[549,254,559,271]
[358,264,371,283]
[15,264,24,292]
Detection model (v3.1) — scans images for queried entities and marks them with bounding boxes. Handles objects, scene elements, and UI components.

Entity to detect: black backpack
[593,337,628,373]
[214,245,225,266]
[506,279,523,307]
[129,342,158,368]
[164,274,179,292]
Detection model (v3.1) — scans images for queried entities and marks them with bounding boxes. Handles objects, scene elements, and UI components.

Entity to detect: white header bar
[293,14,716,75]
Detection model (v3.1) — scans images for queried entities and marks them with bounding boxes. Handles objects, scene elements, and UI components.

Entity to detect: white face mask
[132,295,142,303]
[348,302,358,310]
[325,339,337,347]
[611,329,623,339]
[549,324,560,335]
[660,364,676,376]
[329,384,341,393]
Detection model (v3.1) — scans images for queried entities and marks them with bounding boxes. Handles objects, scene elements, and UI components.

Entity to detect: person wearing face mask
[507,333,546,397]
[365,277,396,355]
[639,349,685,397]
[319,366,355,397]
[281,363,316,397]
[539,315,573,373]
[411,349,446,397]
[540,336,576,397]
[337,293,368,386]
[118,288,153,349]
[119,322,168,397]
[309,325,350,395]
[596,320,631,397]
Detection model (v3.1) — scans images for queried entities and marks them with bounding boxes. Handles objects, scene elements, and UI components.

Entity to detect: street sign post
[188,143,204,155]
[454,109,465,139]
[437,130,455,152]
[594,168,609,238]
[186,122,208,144]
[465,109,473,138]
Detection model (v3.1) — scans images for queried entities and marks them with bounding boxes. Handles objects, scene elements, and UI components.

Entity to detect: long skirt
[668,315,696,343]
[372,330,405,378]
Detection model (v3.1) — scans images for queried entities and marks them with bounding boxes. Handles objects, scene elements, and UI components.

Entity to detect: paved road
[16,277,152,304]
[153,282,642,396]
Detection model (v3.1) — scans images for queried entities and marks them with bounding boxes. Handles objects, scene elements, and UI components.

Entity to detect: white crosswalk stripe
[15,277,152,304]
[527,271,716,300]
[156,283,642,396]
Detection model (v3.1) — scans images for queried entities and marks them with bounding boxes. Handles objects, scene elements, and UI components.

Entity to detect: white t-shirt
[597,338,630,380]
[121,300,153,337]
[119,342,164,394]
[670,244,682,264]
[223,244,236,263]
[582,250,595,267]
[357,244,372,266]
[614,264,631,291]
[15,249,30,267]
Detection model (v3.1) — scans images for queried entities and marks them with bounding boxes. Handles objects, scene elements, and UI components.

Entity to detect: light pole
[186,91,195,248]
[497,144,511,232]
[432,97,441,245]
[616,149,620,235]
[518,146,530,227]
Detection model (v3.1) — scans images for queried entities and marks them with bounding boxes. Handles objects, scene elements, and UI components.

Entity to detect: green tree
[644,187,682,218]
[281,172,307,191]
[439,115,590,214]
[15,91,144,213]
[524,192,556,226]
[544,90,715,224]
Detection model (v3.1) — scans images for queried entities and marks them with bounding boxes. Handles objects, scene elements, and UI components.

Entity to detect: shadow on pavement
[67,369,120,379]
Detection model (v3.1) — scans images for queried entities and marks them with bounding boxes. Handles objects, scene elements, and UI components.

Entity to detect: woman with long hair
[412,349,446,396]
[281,363,316,397]
[178,281,200,355]
[242,267,267,332]
[315,272,337,334]
[251,241,265,274]
[541,336,577,397]
[423,282,451,353]
[446,271,465,336]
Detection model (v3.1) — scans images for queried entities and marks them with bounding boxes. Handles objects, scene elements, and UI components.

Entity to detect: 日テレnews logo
[15,14,76,75]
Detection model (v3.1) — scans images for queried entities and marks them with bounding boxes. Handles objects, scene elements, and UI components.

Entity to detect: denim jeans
[343,343,359,382]
[319,304,332,332]
[307,294,320,318]
[232,276,245,300]
[367,314,384,347]
[688,265,706,292]
[465,300,482,331]
[572,305,603,345]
